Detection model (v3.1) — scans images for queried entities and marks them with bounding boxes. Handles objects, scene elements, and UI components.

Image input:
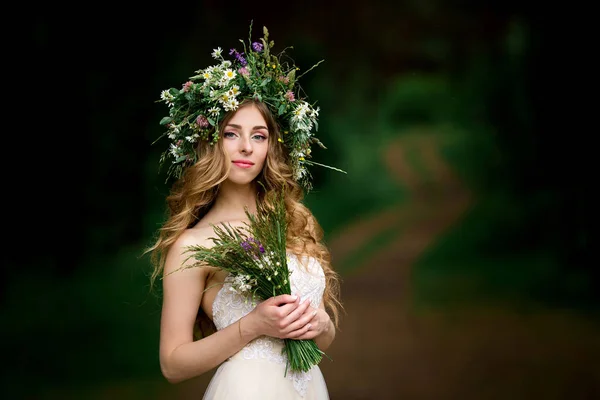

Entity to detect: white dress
[202,254,330,400]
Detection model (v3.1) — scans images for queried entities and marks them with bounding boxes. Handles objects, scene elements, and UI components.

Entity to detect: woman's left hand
[290,306,331,340]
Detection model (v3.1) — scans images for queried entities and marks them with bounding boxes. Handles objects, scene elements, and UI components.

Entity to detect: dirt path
[319,130,600,399]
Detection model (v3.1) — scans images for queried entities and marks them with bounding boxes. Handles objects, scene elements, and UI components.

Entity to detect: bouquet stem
[283,338,325,375]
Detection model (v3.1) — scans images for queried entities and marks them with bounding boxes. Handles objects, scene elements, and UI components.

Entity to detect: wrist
[239,314,259,341]
[319,309,331,333]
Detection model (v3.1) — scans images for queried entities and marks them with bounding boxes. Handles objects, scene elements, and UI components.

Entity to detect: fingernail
[312,310,318,316]
[291,295,298,300]
[307,323,312,329]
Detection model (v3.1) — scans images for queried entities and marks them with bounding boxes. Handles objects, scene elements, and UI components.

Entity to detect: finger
[295,329,318,340]
[284,306,316,333]
[287,322,312,339]
[281,298,311,325]
[274,295,302,317]
[270,294,298,307]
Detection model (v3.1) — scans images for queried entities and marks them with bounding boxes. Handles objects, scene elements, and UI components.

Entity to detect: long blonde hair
[144,99,343,335]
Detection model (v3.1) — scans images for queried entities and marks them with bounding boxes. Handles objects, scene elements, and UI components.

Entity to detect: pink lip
[232,161,254,169]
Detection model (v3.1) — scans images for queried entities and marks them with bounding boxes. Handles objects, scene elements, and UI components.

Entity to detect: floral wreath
[155,22,345,191]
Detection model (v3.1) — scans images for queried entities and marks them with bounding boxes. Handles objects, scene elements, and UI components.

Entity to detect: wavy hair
[144,99,343,337]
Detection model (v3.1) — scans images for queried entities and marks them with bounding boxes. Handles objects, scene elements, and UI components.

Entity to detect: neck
[211,180,259,219]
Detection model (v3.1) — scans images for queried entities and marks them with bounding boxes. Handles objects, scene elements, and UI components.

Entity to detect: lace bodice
[212,254,326,397]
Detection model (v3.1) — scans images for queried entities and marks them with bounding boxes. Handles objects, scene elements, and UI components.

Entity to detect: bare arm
[159,233,250,383]
[159,232,314,383]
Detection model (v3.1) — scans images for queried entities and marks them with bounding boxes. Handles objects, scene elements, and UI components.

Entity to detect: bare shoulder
[164,226,219,276]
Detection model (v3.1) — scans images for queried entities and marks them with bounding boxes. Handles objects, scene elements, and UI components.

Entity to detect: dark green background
[5,1,592,399]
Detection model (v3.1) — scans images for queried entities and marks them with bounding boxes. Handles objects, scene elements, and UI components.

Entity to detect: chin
[226,173,260,186]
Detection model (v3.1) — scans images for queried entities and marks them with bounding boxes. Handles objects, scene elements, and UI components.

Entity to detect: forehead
[227,104,268,127]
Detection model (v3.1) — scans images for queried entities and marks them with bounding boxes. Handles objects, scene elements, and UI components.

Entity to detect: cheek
[222,141,235,156]
[257,143,269,164]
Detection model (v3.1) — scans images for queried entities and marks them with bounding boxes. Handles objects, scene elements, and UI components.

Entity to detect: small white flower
[211,47,222,59]
[227,88,237,98]
[310,106,320,118]
[294,166,307,181]
[185,134,199,143]
[292,102,310,121]
[169,143,182,158]
[223,98,239,111]
[223,68,236,81]
[160,90,175,107]
[209,87,219,99]
[219,93,230,105]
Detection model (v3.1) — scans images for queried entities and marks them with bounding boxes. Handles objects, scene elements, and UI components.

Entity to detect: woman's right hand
[243,294,314,340]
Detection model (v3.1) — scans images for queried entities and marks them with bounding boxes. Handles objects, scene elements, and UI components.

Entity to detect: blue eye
[224,131,237,138]
[253,134,267,141]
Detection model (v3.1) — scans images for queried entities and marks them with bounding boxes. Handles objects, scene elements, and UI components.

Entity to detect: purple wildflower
[252,42,263,52]
[229,48,248,66]
[285,91,295,102]
[241,237,265,257]
[241,240,252,252]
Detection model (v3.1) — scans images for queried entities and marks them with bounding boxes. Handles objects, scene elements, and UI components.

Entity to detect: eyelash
[224,131,268,141]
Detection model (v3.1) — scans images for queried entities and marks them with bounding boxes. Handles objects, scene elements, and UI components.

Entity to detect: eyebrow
[226,123,269,131]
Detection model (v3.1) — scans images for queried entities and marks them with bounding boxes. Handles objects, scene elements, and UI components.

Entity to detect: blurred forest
[4,0,594,399]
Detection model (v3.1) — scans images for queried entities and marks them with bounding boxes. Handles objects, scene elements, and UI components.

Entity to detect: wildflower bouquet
[183,190,325,375]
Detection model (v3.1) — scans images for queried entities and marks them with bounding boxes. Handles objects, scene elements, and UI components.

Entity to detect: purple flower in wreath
[229,48,248,66]
[252,42,263,52]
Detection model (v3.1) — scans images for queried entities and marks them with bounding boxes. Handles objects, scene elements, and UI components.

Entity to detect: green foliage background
[5,1,591,398]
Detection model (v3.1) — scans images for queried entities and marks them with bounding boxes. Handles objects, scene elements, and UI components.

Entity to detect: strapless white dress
[202,254,330,399]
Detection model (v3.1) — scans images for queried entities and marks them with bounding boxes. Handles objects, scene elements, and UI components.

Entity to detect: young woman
[145,26,343,399]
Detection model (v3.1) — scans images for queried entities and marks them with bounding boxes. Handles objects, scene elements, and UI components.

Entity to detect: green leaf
[159,116,172,125]
[278,103,286,115]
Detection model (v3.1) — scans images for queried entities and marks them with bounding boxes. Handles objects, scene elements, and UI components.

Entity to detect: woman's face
[222,103,270,185]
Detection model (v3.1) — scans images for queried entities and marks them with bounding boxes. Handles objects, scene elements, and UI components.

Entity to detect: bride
[144,25,343,399]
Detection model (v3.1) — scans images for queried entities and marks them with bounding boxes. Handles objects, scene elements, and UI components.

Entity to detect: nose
[239,136,253,154]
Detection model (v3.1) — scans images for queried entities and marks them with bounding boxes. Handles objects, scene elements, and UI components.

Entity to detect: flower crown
[156,23,345,191]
